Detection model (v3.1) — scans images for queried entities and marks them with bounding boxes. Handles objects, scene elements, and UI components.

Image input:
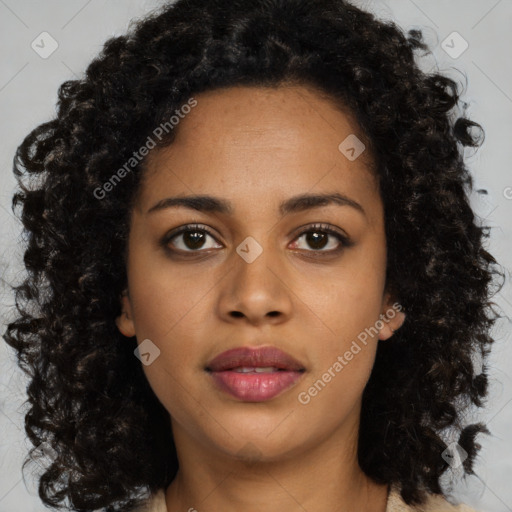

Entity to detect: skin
[116,84,406,512]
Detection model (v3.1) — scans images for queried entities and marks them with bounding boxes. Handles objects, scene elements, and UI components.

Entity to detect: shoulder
[130,489,167,512]
[386,485,481,512]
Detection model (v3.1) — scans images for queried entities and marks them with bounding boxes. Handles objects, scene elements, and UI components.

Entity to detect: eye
[161,223,222,253]
[290,223,351,253]
[161,222,352,256]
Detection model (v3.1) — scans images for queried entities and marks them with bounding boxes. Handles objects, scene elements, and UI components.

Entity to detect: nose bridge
[220,232,291,322]
[234,234,279,297]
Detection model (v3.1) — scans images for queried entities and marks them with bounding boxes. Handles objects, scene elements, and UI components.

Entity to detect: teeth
[232,366,279,373]
[255,366,278,373]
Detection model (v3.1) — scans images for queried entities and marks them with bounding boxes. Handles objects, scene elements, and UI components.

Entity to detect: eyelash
[161,222,352,256]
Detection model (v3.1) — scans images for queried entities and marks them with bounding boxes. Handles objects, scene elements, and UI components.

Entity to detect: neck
[164,421,389,512]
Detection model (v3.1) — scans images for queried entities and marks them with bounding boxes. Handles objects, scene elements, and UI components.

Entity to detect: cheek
[129,284,208,421]
[295,352,375,429]
[295,277,384,413]
[125,252,214,402]
[126,240,214,343]
[308,264,385,352]
[297,256,386,403]
[129,278,210,383]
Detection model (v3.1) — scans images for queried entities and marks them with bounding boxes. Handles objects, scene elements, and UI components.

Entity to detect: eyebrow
[146,192,366,218]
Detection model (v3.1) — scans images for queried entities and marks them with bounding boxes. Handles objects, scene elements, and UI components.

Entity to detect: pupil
[184,231,205,249]
[307,232,327,249]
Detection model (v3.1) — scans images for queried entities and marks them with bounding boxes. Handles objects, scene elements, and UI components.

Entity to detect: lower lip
[208,370,304,401]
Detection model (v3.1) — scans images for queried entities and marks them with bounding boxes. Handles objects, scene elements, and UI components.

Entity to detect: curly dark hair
[3,0,504,510]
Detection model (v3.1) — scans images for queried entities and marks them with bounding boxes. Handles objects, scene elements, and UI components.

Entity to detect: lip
[205,346,306,402]
[206,346,305,372]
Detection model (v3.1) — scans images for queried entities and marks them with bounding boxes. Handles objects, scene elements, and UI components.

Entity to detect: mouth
[205,346,306,402]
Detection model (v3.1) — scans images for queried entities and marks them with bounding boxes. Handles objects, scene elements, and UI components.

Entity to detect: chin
[199,415,307,462]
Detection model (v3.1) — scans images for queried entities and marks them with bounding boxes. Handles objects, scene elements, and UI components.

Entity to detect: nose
[216,239,293,326]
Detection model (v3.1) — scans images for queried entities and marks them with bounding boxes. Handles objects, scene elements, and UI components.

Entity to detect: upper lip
[206,346,306,372]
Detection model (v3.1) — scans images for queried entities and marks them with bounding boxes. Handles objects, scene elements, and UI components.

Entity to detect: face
[116,84,405,463]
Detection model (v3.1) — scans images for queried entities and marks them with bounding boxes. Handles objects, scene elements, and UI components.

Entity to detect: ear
[378,291,406,341]
[115,289,136,338]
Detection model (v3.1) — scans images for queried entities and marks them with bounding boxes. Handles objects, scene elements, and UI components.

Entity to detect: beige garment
[133,489,166,512]
[134,484,479,511]
[385,485,479,512]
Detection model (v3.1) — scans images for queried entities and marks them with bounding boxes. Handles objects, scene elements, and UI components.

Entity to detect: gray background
[1,1,511,511]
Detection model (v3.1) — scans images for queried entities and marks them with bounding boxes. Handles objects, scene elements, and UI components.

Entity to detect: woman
[3,0,501,511]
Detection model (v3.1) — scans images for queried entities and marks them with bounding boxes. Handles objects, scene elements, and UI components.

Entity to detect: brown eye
[291,223,351,253]
[162,224,222,253]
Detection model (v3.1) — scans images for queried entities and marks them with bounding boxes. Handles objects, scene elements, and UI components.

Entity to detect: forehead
[136,85,380,220]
